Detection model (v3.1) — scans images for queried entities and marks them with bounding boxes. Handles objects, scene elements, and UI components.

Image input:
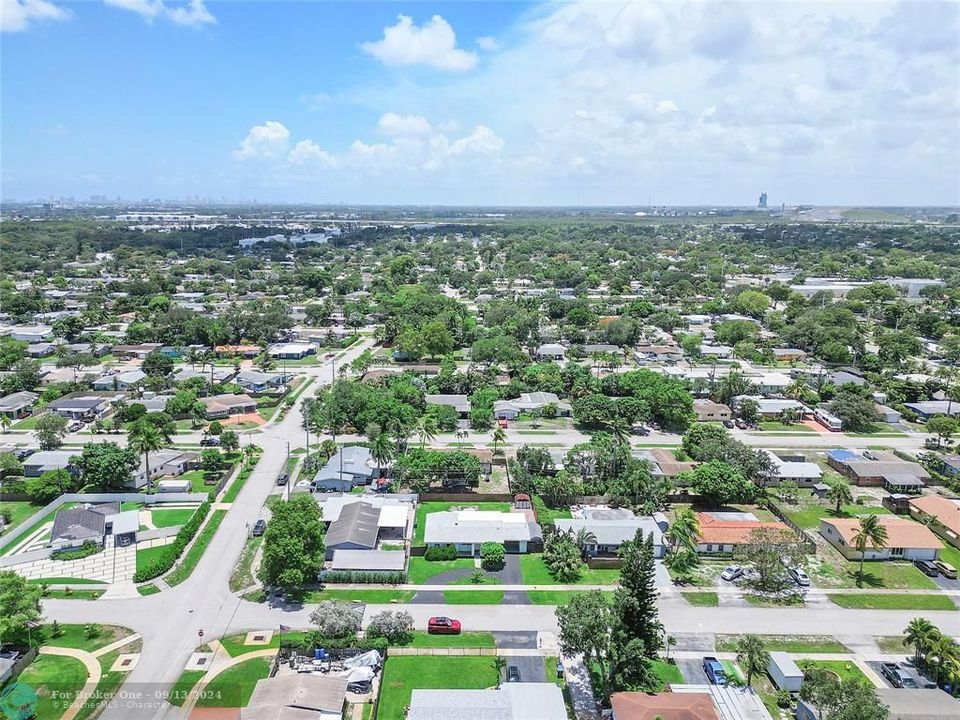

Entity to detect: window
[890,547,904,557]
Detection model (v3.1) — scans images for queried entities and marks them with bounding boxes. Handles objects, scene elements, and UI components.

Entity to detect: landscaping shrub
[480,542,505,570]
[424,544,457,561]
[322,570,406,584]
[52,541,101,561]
[286,632,388,653]
[133,500,211,582]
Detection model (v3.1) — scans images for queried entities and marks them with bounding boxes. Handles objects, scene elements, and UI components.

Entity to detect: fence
[765,501,818,554]
[1,647,37,685]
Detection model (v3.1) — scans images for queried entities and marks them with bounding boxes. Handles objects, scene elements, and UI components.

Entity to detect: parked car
[720,565,743,582]
[734,419,747,429]
[880,662,911,688]
[347,680,372,694]
[914,559,940,577]
[252,519,267,537]
[276,473,289,486]
[722,420,735,429]
[506,666,521,683]
[200,436,221,446]
[702,656,726,685]
[788,567,811,586]
[67,421,84,432]
[934,561,958,579]
[634,426,651,436]
[427,616,461,635]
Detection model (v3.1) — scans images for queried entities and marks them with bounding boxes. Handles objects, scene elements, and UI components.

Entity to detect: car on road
[67,421,84,432]
[276,472,289,486]
[914,559,940,577]
[702,656,726,685]
[427,616,461,635]
[880,662,911,688]
[252,519,267,536]
[506,666,521,683]
[720,565,743,582]
[200,436,221,446]
[788,567,811,586]
[934,561,957,579]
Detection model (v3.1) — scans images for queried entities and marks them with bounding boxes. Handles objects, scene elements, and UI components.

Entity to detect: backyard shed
[767,652,803,692]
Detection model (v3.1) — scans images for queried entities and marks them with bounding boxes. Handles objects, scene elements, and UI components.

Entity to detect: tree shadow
[849,569,885,588]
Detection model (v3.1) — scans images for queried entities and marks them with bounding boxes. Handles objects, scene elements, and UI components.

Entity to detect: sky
[2,0,959,206]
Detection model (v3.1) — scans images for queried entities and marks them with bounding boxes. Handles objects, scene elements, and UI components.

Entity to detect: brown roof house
[820,516,942,562]
[610,691,720,720]
[909,495,960,551]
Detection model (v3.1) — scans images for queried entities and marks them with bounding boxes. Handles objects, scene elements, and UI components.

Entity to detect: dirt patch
[221,412,265,427]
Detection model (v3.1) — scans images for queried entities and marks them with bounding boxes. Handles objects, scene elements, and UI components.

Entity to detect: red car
[427,616,462,635]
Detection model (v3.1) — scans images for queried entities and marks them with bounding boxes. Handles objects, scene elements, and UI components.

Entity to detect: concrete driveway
[503,656,547,683]
[676,657,711,684]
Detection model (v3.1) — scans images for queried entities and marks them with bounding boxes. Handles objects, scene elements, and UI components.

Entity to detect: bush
[321,570,406,584]
[365,610,414,645]
[286,632,388,653]
[52,541,102,561]
[480,542,505,570]
[133,500,211,582]
[424,544,458,561]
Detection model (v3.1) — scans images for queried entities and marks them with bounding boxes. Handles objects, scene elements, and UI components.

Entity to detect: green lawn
[744,593,804,607]
[136,543,172,575]
[74,650,131,720]
[829,594,957,610]
[682,591,719,607]
[875,636,910,654]
[650,660,684,689]
[36,624,131,652]
[715,635,848,654]
[783,500,891,530]
[43,589,104,600]
[532,496,572,525]
[197,656,272,708]
[405,631,496,648]
[544,656,564,686]
[377,656,498,720]
[407,556,476,584]
[218,631,308,658]
[13,414,43,429]
[15,653,88,720]
[759,422,815,432]
[413,501,511,546]
[937,545,960,570]
[519,554,620,585]
[149,507,197,528]
[166,510,227,586]
[812,561,937,590]
[300,589,416,604]
[137,584,160,596]
[798,659,869,684]
[180,469,214,493]
[0,499,39,533]
[442,590,504,604]
[168,670,205,707]
[527,590,614,605]
[229,535,263,593]
[0,503,75,556]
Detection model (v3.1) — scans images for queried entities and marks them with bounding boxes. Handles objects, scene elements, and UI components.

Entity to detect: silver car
[788,567,811,586]
[720,565,743,582]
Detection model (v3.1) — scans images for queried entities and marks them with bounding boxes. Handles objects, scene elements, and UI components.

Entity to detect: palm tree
[825,478,854,515]
[664,635,676,663]
[416,416,439,449]
[492,656,507,689]
[929,634,959,685]
[185,347,201,370]
[0,415,11,434]
[370,433,395,478]
[903,617,938,668]
[853,515,888,586]
[666,508,700,553]
[736,635,770,688]
[572,527,598,559]
[127,419,166,490]
[604,416,631,475]
[491,426,507,455]
[318,439,338,461]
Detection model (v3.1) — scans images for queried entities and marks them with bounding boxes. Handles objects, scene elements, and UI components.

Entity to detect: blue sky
[2,1,959,205]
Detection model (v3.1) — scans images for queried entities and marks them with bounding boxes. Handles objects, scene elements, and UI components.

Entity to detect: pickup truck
[703,656,726,685]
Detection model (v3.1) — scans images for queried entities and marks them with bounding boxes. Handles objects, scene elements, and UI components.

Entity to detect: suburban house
[798,689,960,720]
[750,371,792,395]
[641,447,697,480]
[827,449,931,491]
[48,502,139,550]
[819,516,941,561]
[535,343,566,361]
[772,348,807,362]
[323,501,382,559]
[634,344,684,363]
[494,392,571,419]
[243,674,347,720]
[111,343,163,359]
[610,691,719,720]
[700,344,733,359]
[875,404,902,424]
[904,400,960,420]
[908,495,960,550]
[0,390,38,420]
[22,449,81,476]
[26,342,57,358]
[174,367,237,384]
[407,683,566,720]
[693,399,732,422]
[130,449,200,488]
[554,506,665,558]
[214,344,260,358]
[762,450,823,486]
[424,508,542,556]
[200,393,257,419]
[46,392,123,421]
[732,396,810,419]
[5,324,54,343]
[92,369,146,391]
[670,685,773,720]
[695,512,791,554]
[268,342,316,360]
[311,446,378,492]
[425,394,471,419]
[235,370,289,393]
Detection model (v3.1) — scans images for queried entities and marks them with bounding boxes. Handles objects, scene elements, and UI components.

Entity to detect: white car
[788,567,811,586]
[720,565,743,582]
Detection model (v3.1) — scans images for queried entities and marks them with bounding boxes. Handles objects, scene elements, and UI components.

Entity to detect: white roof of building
[408,683,566,720]
[424,510,540,545]
[105,510,140,535]
[331,549,406,572]
[315,494,413,524]
[377,505,409,529]
[763,451,822,479]
[554,516,663,546]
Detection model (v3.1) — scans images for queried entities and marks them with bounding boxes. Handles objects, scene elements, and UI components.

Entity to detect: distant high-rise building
[758,192,768,209]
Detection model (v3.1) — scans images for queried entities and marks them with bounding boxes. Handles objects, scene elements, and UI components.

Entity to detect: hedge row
[424,544,458,561]
[321,570,407,585]
[133,500,211,582]
[52,540,102,561]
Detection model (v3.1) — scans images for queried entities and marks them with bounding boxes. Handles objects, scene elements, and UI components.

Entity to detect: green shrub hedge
[52,540,102,561]
[133,500,211,582]
[321,570,406,584]
[424,544,457,561]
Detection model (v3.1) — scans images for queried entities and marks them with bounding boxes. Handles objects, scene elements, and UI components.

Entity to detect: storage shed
[767,652,803,692]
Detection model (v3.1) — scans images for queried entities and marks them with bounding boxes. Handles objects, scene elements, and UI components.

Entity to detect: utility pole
[286,441,291,501]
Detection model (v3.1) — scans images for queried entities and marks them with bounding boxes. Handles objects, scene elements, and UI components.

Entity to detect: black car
[914,559,940,577]
[347,680,372,694]
[252,519,267,536]
[880,662,910,688]
[276,473,289,486]
[506,666,521,683]
[200,436,221,447]
[722,420,735,429]
[634,426,651,436]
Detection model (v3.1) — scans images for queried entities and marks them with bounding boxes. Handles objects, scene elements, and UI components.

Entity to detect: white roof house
[424,509,541,553]
[408,683,566,720]
[762,451,822,484]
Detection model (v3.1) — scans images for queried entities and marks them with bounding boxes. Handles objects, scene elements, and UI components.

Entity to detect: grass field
[526,590,614,605]
[168,671,205,707]
[759,422,815,432]
[149,508,197,528]
[798,659,869,684]
[166,510,227,586]
[135,543,172,575]
[300,589,415,603]
[218,631,307,658]
[412,501,511,546]
[0,503,76,556]
[137,584,160,596]
[650,660,684,689]
[0,499,39,533]
[782,497,890,530]
[196,657,272,708]
[828,594,957,610]
[229,535,263,592]
[682,591,719,607]
[519,554,620,585]
[407,556,476,584]
[377,656,498,720]
[43,589,104,600]
[28,577,106,585]
[442,590,504,604]
[715,635,848,654]
[405,631,496,648]
[179,470,213,493]
[812,561,938,590]
[15,653,88,720]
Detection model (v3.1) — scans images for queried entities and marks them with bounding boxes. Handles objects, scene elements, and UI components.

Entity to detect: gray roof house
[554,508,665,558]
[49,502,139,549]
[92,369,146,391]
[535,343,566,360]
[324,502,382,560]
[408,683,566,720]
[425,394,471,417]
[243,674,347,720]
[23,449,81,477]
[311,446,377,492]
[494,392,571,419]
[235,370,290,392]
[0,390,39,419]
[46,393,122,420]
[424,508,542,555]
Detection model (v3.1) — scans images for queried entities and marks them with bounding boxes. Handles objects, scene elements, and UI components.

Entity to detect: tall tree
[0,571,43,648]
[34,413,68,450]
[736,635,770,688]
[616,531,662,657]
[854,515,888,586]
[826,477,854,514]
[127,418,166,490]
[259,494,326,591]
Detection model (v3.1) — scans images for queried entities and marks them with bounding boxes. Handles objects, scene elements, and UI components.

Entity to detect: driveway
[486,554,523,584]
[493,631,538,649]
[676,657,711,684]
[931,574,960,593]
[503,656,547,683]
[409,590,445,604]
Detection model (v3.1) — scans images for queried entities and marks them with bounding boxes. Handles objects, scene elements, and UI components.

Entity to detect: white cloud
[234,121,290,159]
[288,140,336,167]
[1,0,70,32]
[656,99,679,114]
[476,36,499,51]
[362,14,477,72]
[377,113,433,138]
[104,0,215,27]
